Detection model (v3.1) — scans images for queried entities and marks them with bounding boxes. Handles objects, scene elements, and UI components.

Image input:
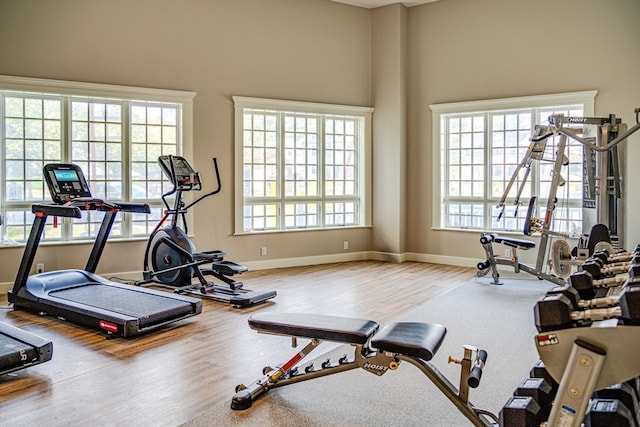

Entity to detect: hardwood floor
[0,261,475,426]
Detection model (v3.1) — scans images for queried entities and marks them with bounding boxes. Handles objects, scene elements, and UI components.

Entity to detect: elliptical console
[137,155,276,308]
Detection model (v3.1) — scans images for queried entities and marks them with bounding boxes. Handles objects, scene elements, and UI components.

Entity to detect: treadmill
[7,163,203,338]
[0,322,52,375]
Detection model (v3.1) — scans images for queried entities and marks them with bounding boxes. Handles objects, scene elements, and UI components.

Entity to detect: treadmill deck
[50,283,195,326]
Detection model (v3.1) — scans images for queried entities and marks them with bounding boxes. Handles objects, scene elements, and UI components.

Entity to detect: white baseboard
[0,252,481,295]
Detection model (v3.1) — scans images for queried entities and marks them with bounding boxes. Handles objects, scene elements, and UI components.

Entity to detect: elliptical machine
[137,155,276,308]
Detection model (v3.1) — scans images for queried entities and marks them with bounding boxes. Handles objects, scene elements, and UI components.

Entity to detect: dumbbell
[568,270,628,300]
[515,377,554,421]
[582,259,640,280]
[626,376,640,403]
[548,279,640,315]
[546,285,620,311]
[592,246,640,264]
[593,382,640,426]
[530,359,559,395]
[500,376,556,426]
[499,396,544,427]
[584,398,636,427]
[590,257,640,272]
[534,284,640,332]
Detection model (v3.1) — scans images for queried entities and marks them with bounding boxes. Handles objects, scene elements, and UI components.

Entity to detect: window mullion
[484,112,491,231]
[441,116,448,228]
[0,93,4,213]
[318,114,325,227]
[278,111,285,230]
[122,101,131,237]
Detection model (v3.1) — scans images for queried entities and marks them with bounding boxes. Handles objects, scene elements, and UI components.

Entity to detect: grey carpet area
[182,275,550,426]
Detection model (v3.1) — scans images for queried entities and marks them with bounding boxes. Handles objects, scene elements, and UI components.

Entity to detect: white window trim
[0,75,196,159]
[430,90,597,231]
[232,96,373,234]
[0,75,196,244]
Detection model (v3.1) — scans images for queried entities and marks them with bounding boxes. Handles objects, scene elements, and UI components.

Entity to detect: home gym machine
[231,312,497,426]
[478,107,640,285]
[8,163,202,338]
[0,322,52,375]
[135,155,276,308]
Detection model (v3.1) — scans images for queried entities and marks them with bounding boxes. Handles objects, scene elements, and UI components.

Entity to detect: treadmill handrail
[33,200,150,216]
[32,203,82,218]
[114,201,151,214]
[67,198,150,214]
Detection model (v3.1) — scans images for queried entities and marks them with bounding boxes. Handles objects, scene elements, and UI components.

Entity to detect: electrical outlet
[260,247,267,256]
[343,241,349,250]
[36,263,45,274]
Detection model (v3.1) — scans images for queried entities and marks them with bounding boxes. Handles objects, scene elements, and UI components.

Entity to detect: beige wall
[371,4,408,256]
[0,0,639,286]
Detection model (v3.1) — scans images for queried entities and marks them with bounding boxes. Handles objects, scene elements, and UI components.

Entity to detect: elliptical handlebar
[158,155,222,211]
[155,155,223,234]
[184,157,221,211]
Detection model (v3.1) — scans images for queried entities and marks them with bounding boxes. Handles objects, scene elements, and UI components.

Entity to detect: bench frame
[231,313,497,427]
[478,232,567,286]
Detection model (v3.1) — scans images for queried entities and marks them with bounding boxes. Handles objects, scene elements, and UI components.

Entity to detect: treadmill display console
[43,164,92,204]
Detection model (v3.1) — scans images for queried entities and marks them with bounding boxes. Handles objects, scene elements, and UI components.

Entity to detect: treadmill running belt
[49,284,195,327]
[0,334,39,371]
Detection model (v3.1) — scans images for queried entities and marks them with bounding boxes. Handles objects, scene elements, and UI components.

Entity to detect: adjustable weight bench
[231,312,497,426]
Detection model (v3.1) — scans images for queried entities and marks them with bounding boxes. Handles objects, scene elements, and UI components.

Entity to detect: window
[0,75,195,244]
[431,91,596,235]
[233,96,372,233]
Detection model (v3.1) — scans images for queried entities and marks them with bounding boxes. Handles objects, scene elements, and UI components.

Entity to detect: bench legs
[231,337,497,427]
[232,340,365,410]
[478,233,504,285]
[399,355,497,426]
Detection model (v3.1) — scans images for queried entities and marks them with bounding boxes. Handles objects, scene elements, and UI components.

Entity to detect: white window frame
[0,75,195,244]
[233,96,373,234]
[430,90,597,234]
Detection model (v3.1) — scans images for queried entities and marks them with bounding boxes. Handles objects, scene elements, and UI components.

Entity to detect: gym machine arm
[547,107,640,153]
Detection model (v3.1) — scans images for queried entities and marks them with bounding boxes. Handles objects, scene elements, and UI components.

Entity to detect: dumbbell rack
[536,325,640,426]
[507,246,640,426]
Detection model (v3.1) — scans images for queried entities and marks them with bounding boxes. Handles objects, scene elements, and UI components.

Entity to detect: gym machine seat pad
[493,235,536,250]
[248,312,379,344]
[372,321,447,361]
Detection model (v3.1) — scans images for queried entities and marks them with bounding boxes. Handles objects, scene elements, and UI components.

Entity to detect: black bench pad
[494,235,535,250]
[248,313,379,345]
[371,322,446,361]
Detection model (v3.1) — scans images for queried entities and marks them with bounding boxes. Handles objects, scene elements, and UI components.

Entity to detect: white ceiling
[330,0,438,8]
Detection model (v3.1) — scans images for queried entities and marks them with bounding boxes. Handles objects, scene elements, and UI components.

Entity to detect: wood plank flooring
[0,261,475,426]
